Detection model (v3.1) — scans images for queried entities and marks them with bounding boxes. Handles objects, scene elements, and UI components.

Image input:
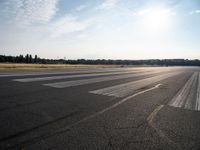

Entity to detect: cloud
[0,0,93,37]
[132,8,152,16]
[190,9,200,15]
[131,7,175,17]
[166,0,182,7]
[2,0,58,26]
[99,0,118,9]
[50,16,91,37]
[75,4,87,11]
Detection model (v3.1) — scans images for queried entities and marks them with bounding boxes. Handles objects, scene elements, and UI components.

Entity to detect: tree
[29,54,32,63]
[34,55,38,63]
[25,54,29,63]
[0,55,5,62]
[19,55,24,63]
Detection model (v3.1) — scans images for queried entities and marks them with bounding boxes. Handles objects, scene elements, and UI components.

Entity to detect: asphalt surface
[0,67,200,150]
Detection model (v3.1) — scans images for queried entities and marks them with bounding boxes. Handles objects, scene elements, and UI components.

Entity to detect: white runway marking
[13,71,142,82]
[1,69,130,77]
[90,72,180,97]
[169,72,200,111]
[196,73,200,110]
[43,71,165,88]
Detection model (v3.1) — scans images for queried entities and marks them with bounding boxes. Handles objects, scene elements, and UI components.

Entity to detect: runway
[0,67,200,150]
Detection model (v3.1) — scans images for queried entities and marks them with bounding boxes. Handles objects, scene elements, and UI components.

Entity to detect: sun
[143,7,172,32]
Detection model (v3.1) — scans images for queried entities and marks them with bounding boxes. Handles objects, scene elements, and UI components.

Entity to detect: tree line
[0,54,200,66]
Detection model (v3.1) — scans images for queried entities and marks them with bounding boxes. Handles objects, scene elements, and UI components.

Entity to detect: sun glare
[143,7,172,32]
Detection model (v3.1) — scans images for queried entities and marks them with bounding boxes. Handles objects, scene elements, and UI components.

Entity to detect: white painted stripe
[169,72,198,109]
[0,69,130,77]
[90,72,180,97]
[44,71,166,88]
[196,72,200,111]
[184,73,198,110]
[13,70,143,82]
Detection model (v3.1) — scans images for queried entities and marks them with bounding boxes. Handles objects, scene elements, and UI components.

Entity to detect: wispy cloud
[0,0,93,37]
[131,7,175,17]
[190,9,200,15]
[2,0,58,26]
[50,16,91,37]
[99,0,118,9]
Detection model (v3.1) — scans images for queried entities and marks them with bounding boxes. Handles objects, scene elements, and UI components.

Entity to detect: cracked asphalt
[0,67,200,150]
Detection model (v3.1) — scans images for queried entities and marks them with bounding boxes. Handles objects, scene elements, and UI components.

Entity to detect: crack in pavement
[147,105,182,150]
[1,84,161,149]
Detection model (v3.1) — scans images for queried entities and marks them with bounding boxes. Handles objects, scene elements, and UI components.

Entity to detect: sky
[0,0,200,59]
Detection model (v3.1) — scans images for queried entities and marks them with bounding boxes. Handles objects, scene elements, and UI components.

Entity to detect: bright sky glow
[144,8,171,31]
[0,0,200,59]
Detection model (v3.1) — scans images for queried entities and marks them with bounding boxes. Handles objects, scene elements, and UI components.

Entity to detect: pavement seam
[147,105,182,150]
